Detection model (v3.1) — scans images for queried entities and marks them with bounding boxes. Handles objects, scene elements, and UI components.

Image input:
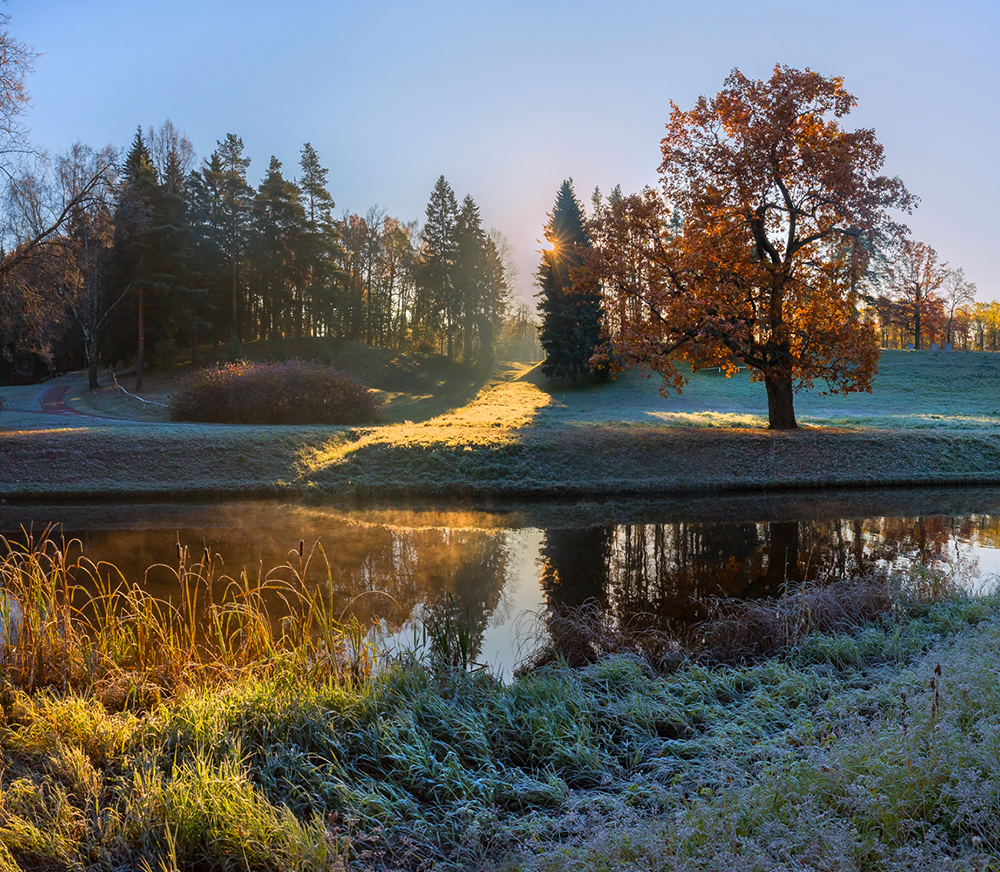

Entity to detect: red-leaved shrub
[169,360,381,424]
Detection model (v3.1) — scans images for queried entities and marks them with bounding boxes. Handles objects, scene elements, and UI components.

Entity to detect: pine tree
[249,156,306,345]
[537,180,603,379]
[298,143,345,338]
[415,175,459,356]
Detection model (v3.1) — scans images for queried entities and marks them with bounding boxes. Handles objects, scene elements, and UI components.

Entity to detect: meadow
[4,348,1000,869]
[3,346,1000,500]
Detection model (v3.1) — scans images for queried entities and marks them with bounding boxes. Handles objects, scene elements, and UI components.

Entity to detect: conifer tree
[415,175,459,356]
[186,152,228,351]
[456,194,488,360]
[212,134,252,342]
[114,127,197,384]
[249,156,306,344]
[537,180,603,379]
[114,128,160,389]
[297,143,345,338]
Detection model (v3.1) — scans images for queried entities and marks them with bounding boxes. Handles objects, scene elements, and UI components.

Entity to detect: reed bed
[1,534,999,871]
[0,528,379,701]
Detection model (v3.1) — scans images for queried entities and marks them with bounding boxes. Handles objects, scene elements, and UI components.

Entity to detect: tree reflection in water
[3,498,998,674]
[539,515,981,648]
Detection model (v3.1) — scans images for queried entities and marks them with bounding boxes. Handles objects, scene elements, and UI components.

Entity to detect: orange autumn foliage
[586,66,915,429]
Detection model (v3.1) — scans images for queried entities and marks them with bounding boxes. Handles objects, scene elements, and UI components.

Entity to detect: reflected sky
[2,488,1000,676]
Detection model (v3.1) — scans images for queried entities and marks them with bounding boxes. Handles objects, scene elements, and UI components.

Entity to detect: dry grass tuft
[520,575,916,675]
[517,602,683,675]
[0,529,380,698]
[697,575,900,664]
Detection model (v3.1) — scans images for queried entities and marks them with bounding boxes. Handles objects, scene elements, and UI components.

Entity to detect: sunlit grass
[3,534,1000,869]
[299,379,552,475]
[0,528,381,696]
[644,410,769,428]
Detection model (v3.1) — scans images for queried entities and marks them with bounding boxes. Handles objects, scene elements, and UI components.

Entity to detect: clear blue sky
[11,0,999,302]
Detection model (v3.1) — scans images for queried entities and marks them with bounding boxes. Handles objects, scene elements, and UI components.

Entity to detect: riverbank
[4,409,1000,502]
[2,548,998,870]
[4,349,1000,500]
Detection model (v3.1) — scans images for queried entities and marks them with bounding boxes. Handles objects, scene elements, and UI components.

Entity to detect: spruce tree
[212,134,252,342]
[537,180,603,379]
[455,195,488,360]
[415,176,459,355]
[186,152,228,350]
[298,143,346,338]
[114,128,160,390]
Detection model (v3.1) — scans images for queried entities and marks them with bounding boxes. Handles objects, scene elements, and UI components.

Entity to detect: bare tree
[58,143,123,388]
[886,239,947,350]
[0,16,119,377]
[0,13,35,179]
[940,266,977,348]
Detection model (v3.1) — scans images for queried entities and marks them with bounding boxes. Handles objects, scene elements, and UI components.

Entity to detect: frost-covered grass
[2,534,1000,870]
[529,349,1000,431]
[5,349,1000,499]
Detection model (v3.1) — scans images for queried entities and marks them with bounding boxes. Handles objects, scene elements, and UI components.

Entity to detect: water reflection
[539,515,986,642]
[1,490,999,675]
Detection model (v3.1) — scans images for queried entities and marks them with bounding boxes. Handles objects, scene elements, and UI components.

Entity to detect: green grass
[5,347,1000,499]
[2,534,1000,869]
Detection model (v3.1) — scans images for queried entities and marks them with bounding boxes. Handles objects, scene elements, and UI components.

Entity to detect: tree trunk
[136,284,144,392]
[764,372,797,429]
[231,258,240,342]
[83,328,99,391]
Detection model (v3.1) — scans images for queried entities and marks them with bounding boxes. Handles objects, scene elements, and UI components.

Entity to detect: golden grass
[0,529,380,698]
[299,378,552,476]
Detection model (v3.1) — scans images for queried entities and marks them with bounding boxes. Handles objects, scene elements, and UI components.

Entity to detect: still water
[3,487,1000,676]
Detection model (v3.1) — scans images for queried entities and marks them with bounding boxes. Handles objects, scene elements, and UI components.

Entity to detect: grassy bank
[1,536,999,870]
[4,348,1000,499]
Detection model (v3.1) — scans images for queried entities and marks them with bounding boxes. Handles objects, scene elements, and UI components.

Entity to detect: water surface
[3,487,999,675]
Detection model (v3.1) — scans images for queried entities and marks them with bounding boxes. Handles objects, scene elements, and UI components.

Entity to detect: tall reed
[0,530,379,698]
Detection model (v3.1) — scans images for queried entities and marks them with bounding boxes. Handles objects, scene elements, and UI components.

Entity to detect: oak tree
[589,66,913,428]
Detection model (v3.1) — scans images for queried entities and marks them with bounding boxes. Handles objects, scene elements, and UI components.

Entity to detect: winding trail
[38,382,87,417]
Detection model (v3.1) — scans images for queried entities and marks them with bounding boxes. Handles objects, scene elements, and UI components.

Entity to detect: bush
[169,360,381,425]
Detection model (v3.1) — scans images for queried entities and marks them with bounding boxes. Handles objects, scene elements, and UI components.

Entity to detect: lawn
[3,347,1000,499]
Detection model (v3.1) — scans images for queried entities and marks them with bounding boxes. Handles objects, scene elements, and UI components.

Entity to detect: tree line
[0,115,536,387]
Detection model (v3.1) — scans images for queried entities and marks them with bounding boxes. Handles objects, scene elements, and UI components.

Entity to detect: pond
[2,487,1000,676]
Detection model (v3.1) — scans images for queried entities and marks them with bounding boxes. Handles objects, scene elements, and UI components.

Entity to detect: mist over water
[2,488,999,676]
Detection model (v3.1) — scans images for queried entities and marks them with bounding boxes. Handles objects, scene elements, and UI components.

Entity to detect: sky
[9,0,999,304]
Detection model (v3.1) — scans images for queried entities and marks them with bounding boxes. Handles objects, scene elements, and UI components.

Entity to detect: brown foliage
[520,576,901,674]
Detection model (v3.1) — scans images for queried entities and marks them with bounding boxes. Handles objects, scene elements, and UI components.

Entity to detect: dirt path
[38,382,87,417]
